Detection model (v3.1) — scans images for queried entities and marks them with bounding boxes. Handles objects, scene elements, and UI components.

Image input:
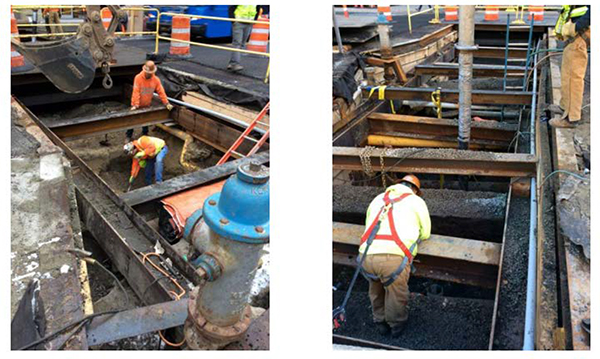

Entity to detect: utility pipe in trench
[457,5,476,149]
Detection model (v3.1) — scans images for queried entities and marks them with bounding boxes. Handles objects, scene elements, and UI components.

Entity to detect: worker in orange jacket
[124,135,168,188]
[43,7,62,39]
[127,61,173,143]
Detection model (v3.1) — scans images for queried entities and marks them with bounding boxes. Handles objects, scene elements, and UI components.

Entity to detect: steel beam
[415,63,525,77]
[87,299,189,346]
[45,106,171,139]
[332,147,537,177]
[121,151,269,207]
[368,113,517,142]
[471,46,528,59]
[361,86,533,106]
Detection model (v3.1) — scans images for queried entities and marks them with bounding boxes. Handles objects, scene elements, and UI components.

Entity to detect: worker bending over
[550,5,590,128]
[127,61,173,143]
[124,136,168,188]
[360,175,430,337]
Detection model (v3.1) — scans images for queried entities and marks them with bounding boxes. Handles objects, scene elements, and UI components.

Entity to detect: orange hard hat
[399,174,422,196]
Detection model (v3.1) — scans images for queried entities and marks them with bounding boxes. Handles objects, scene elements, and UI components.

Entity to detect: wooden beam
[471,46,528,59]
[333,222,500,266]
[182,91,269,131]
[414,63,525,77]
[333,146,537,177]
[361,86,533,105]
[368,113,517,142]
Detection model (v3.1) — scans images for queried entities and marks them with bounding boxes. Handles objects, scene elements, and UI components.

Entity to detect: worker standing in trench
[124,135,168,189]
[549,5,590,128]
[359,175,431,337]
[127,61,173,143]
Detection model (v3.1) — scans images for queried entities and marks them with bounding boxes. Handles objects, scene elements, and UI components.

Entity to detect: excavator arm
[11,5,125,93]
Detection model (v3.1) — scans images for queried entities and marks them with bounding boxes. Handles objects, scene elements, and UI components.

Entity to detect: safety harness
[333,189,419,329]
[358,191,419,287]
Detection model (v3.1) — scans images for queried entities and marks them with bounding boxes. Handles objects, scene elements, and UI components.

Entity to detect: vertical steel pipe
[457,5,475,149]
[523,41,539,351]
[333,6,345,54]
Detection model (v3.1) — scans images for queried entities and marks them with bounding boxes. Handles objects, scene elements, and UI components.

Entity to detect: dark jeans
[126,126,148,140]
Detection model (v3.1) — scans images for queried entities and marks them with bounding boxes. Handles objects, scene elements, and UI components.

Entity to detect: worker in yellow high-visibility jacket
[359,174,431,337]
[550,5,590,128]
[124,135,168,187]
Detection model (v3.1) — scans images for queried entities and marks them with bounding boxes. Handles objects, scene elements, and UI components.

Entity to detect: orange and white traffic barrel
[101,7,112,30]
[343,5,349,18]
[377,5,392,23]
[11,9,25,69]
[246,16,269,53]
[528,5,544,21]
[170,16,190,56]
[445,6,458,21]
[484,5,500,21]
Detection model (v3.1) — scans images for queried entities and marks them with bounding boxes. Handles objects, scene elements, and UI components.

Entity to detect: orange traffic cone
[377,5,392,22]
[11,9,25,69]
[246,16,269,53]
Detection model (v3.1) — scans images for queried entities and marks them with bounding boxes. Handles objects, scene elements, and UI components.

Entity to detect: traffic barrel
[170,16,191,56]
[11,9,25,69]
[246,16,269,53]
[445,6,458,21]
[377,5,392,22]
[484,5,500,21]
[528,5,544,21]
[343,5,349,18]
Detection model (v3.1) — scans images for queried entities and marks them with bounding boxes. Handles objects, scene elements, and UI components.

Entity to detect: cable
[87,258,130,309]
[541,169,589,189]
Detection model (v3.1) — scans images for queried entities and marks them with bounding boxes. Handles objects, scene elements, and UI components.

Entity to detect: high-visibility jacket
[359,184,431,257]
[234,5,257,20]
[130,136,166,178]
[555,5,589,36]
[131,71,169,108]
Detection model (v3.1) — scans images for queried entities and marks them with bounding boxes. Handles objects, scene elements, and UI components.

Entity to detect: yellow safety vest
[359,184,431,257]
[555,5,589,36]
[234,5,257,20]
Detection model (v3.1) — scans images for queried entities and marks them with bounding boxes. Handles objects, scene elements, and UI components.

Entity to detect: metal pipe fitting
[184,161,269,349]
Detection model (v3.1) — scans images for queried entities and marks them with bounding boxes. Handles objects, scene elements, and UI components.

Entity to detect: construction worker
[227,5,265,72]
[43,7,62,39]
[359,175,431,337]
[124,136,168,187]
[549,5,590,128]
[127,61,173,143]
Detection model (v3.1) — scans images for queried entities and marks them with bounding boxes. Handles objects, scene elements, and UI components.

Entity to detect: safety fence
[11,6,270,82]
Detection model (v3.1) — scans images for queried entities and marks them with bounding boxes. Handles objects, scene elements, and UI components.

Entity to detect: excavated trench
[333,70,534,349]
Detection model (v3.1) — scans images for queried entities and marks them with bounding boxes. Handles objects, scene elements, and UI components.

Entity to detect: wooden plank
[415,63,525,77]
[182,91,269,130]
[548,32,562,108]
[176,107,268,156]
[368,113,516,142]
[333,222,500,266]
[552,127,589,350]
[333,147,537,177]
[361,87,533,105]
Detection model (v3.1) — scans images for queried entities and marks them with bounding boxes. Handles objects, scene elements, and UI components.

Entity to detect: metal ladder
[217,101,270,165]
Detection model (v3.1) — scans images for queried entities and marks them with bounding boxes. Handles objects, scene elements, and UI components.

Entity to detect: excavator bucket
[11,35,96,94]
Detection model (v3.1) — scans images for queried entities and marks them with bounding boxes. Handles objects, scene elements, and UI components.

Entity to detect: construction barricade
[484,5,500,21]
[445,6,458,21]
[170,15,191,57]
[246,15,269,53]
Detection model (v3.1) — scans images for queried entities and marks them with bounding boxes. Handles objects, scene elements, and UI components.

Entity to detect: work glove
[139,159,147,168]
[130,106,138,111]
[166,103,173,111]
[129,176,135,184]
[563,21,577,38]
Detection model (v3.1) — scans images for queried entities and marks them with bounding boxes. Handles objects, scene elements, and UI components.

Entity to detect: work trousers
[44,12,63,36]
[362,254,411,328]
[126,126,149,140]
[229,21,253,65]
[560,28,590,122]
[145,146,168,184]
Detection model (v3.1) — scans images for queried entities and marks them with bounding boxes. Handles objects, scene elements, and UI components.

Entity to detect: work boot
[391,321,407,338]
[374,321,391,336]
[227,63,244,72]
[549,117,577,128]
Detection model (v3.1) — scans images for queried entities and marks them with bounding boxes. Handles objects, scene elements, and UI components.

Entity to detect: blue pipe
[522,40,540,351]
